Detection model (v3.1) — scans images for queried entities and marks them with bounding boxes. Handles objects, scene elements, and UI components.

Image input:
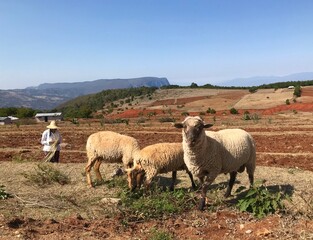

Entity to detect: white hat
[46,120,59,129]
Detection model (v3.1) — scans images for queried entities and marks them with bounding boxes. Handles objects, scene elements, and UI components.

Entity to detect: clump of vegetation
[136,117,146,124]
[242,111,260,121]
[286,99,290,105]
[181,111,189,116]
[159,117,175,123]
[206,107,216,114]
[249,87,258,93]
[0,185,12,200]
[236,181,289,218]
[12,154,33,163]
[148,228,174,240]
[230,107,239,114]
[23,164,70,187]
[293,85,302,97]
[119,188,197,220]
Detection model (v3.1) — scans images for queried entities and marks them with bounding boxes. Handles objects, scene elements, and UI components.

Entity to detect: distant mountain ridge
[0,77,170,110]
[221,72,313,87]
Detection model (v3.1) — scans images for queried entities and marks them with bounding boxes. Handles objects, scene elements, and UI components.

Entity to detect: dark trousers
[45,151,60,163]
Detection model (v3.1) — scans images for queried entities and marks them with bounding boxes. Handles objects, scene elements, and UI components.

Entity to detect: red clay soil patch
[302,86,313,97]
[261,103,313,115]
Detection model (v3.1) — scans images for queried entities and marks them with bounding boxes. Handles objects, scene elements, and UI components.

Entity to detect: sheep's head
[174,116,213,147]
[125,162,145,191]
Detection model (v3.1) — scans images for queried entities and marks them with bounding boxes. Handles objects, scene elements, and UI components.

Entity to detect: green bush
[293,85,302,97]
[237,181,289,218]
[286,99,290,105]
[230,107,239,114]
[206,107,216,114]
[23,164,70,187]
[120,188,196,220]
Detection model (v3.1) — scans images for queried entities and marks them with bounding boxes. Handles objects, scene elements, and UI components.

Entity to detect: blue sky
[1,0,313,89]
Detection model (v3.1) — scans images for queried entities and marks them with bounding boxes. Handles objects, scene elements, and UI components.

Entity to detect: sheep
[126,142,196,191]
[174,116,256,210]
[85,131,140,187]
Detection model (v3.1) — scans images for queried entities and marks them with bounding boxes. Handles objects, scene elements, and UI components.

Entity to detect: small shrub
[199,112,206,116]
[249,87,258,93]
[237,181,289,218]
[149,228,173,240]
[242,113,251,120]
[159,117,175,123]
[206,107,216,114]
[181,112,189,116]
[120,188,196,220]
[293,85,302,97]
[0,185,12,200]
[230,108,239,114]
[137,117,146,124]
[23,164,70,187]
[71,118,79,124]
[286,99,290,105]
[105,176,129,189]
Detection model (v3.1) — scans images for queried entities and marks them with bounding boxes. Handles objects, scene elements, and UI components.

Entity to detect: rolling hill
[0,77,169,110]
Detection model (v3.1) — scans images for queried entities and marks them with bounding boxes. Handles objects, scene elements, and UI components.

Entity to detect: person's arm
[41,130,49,146]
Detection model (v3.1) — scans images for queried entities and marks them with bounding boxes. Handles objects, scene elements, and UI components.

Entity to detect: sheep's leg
[199,175,216,211]
[93,160,103,182]
[144,170,156,191]
[136,171,145,189]
[169,171,177,191]
[186,170,197,190]
[225,171,237,198]
[85,158,97,188]
[248,173,254,187]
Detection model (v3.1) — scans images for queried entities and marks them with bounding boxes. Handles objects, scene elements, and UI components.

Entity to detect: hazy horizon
[1,1,313,89]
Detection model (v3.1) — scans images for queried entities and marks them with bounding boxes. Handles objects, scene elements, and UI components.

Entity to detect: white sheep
[85,131,140,187]
[174,116,256,210]
[126,142,196,191]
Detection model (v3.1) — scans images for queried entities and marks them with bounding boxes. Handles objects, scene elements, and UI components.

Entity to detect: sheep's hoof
[198,198,205,211]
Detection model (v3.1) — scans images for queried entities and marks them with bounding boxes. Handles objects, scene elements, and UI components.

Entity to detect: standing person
[41,120,62,163]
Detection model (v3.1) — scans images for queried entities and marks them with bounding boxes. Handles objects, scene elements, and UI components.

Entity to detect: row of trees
[0,107,37,118]
[162,80,313,92]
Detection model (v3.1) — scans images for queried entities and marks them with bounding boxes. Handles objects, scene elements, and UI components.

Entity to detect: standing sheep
[126,142,196,191]
[85,131,140,187]
[174,116,256,210]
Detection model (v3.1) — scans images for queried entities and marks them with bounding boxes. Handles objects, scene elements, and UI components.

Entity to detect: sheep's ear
[203,123,213,129]
[173,123,184,128]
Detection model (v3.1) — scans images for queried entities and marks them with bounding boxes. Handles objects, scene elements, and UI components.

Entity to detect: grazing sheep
[174,116,256,210]
[85,131,140,187]
[126,142,196,191]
